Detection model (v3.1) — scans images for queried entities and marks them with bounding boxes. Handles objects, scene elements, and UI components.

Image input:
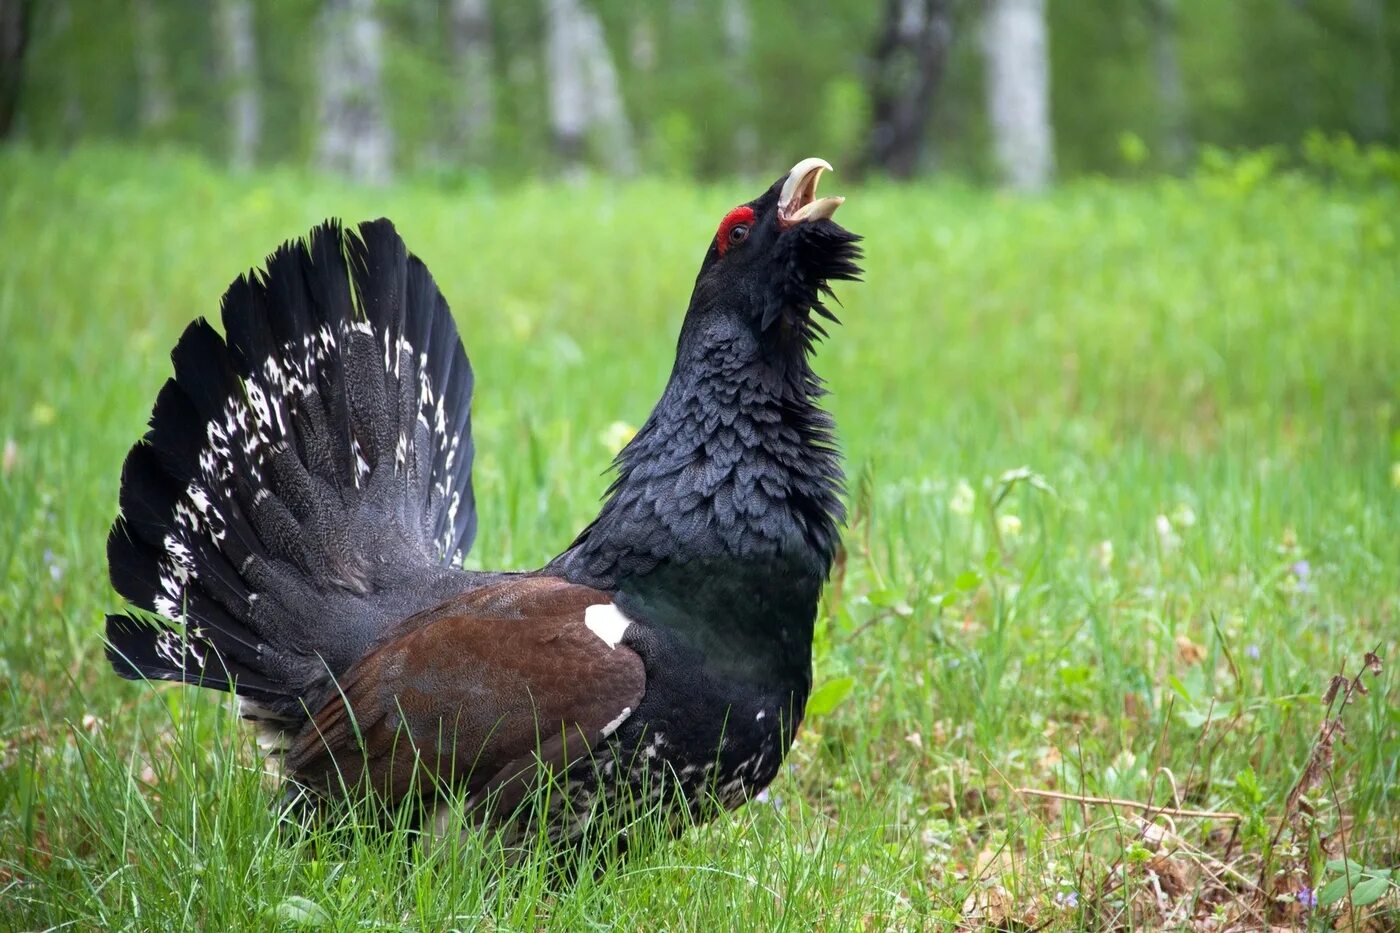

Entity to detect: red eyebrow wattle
[716,206,755,256]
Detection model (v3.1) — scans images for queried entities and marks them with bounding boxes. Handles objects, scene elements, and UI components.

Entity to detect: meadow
[1,146,1397,929]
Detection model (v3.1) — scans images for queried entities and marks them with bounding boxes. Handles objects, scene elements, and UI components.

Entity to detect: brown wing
[285,576,645,812]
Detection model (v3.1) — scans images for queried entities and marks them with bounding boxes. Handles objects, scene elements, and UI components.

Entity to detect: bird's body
[105,159,861,852]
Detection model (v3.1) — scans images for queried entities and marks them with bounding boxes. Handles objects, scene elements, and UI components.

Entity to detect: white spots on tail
[163,536,193,575]
[153,627,184,667]
[185,627,207,667]
[584,603,632,649]
[141,274,471,702]
[186,484,212,519]
[642,731,667,759]
[240,698,293,752]
[153,596,180,623]
[351,436,370,487]
[417,352,434,408]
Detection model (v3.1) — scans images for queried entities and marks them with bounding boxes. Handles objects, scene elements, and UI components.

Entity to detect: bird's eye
[716,205,756,257]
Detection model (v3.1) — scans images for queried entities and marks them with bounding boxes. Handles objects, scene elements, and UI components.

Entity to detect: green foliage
[804,676,855,719]
[0,148,1397,927]
[1302,129,1400,186]
[1318,859,1395,909]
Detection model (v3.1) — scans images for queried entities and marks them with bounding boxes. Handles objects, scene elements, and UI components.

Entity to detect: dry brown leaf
[1145,855,1192,899]
[1176,635,1207,666]
[961,884,1035,931]
[973,847,1014,880]
[1332,904,1394,933]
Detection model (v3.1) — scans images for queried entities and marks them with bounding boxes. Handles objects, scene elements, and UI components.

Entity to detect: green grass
[1,144,1397,929]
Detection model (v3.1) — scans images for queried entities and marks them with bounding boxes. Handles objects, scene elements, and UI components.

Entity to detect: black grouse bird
[105,157,862,850]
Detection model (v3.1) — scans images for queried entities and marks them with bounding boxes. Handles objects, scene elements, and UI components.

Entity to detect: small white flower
[1095,539,1114,570]
[1155,514,1180,550]
[949,480,976,516]
[997,514,1022,537]
[598,420,637,455]
[43,548,65,583]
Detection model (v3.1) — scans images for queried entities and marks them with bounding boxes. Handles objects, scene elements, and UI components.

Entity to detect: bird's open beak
[778,157,844,228]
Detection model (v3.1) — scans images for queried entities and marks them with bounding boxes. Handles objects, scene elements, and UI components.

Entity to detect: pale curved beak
[778,157,844,228]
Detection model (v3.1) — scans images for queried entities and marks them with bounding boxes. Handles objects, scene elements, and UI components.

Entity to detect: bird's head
[684,157,862,357]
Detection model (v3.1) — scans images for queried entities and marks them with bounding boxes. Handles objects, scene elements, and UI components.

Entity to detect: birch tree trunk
[132,0,173,132]
[0,0,32,138]
[216,0,260,169]
[629,12,656,73]
[1145,0,1189,169]
[862,0,954,178]
[983,0,1054,191]
[546,0,635,177]
[579,8,635,177]
[317,0,392,184]
[1354,0,1391,141]
[546,0,588,174]
[722,0,757,172]
[448,0,494,163]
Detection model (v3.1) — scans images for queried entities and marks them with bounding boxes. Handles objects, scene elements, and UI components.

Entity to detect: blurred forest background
[1,0,1397,188]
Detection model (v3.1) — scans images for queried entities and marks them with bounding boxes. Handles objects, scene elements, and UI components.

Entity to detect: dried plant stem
[1014,787,1243,822]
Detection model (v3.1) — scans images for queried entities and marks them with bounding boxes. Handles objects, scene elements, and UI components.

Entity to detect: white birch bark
[316,0,392,184]
[132,0,172,132]
[1146,0,1189,168]
[578,6,635,176]
[216,0,260,169]
[1354,0,1391,141]
[546,0,635,177]
[722,0,756,171]
[449,0,494,162]
[983,0,1054,191]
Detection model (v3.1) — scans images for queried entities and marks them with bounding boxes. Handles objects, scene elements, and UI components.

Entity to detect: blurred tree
[449,0,494,163]
[1144,0,1189,168]
[860,0,955,179]
[216,0,260,168]
[317,0,392,183]
[984,0,1054,189]
[0,0,32,139]
[1353,0,1391,140]
[5,0,1398,180]
[546,0,590,173]
[545,0,634,177]
[722,0,758,172]
[132,0,172,133]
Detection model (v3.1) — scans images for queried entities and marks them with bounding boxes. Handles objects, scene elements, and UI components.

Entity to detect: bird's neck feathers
[553,316,845,598]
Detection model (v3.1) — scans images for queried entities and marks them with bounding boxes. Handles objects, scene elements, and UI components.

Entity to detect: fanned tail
[105,219,483,726]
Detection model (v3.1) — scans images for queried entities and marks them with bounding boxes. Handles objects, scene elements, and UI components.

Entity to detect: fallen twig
[1014,787,1243,822]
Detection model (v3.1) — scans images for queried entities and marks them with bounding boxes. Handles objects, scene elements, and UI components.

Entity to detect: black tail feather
[106,220,483,717]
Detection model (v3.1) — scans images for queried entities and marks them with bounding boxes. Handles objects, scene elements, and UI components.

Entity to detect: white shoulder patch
[600,706,632,737]
[584,602,632,649]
